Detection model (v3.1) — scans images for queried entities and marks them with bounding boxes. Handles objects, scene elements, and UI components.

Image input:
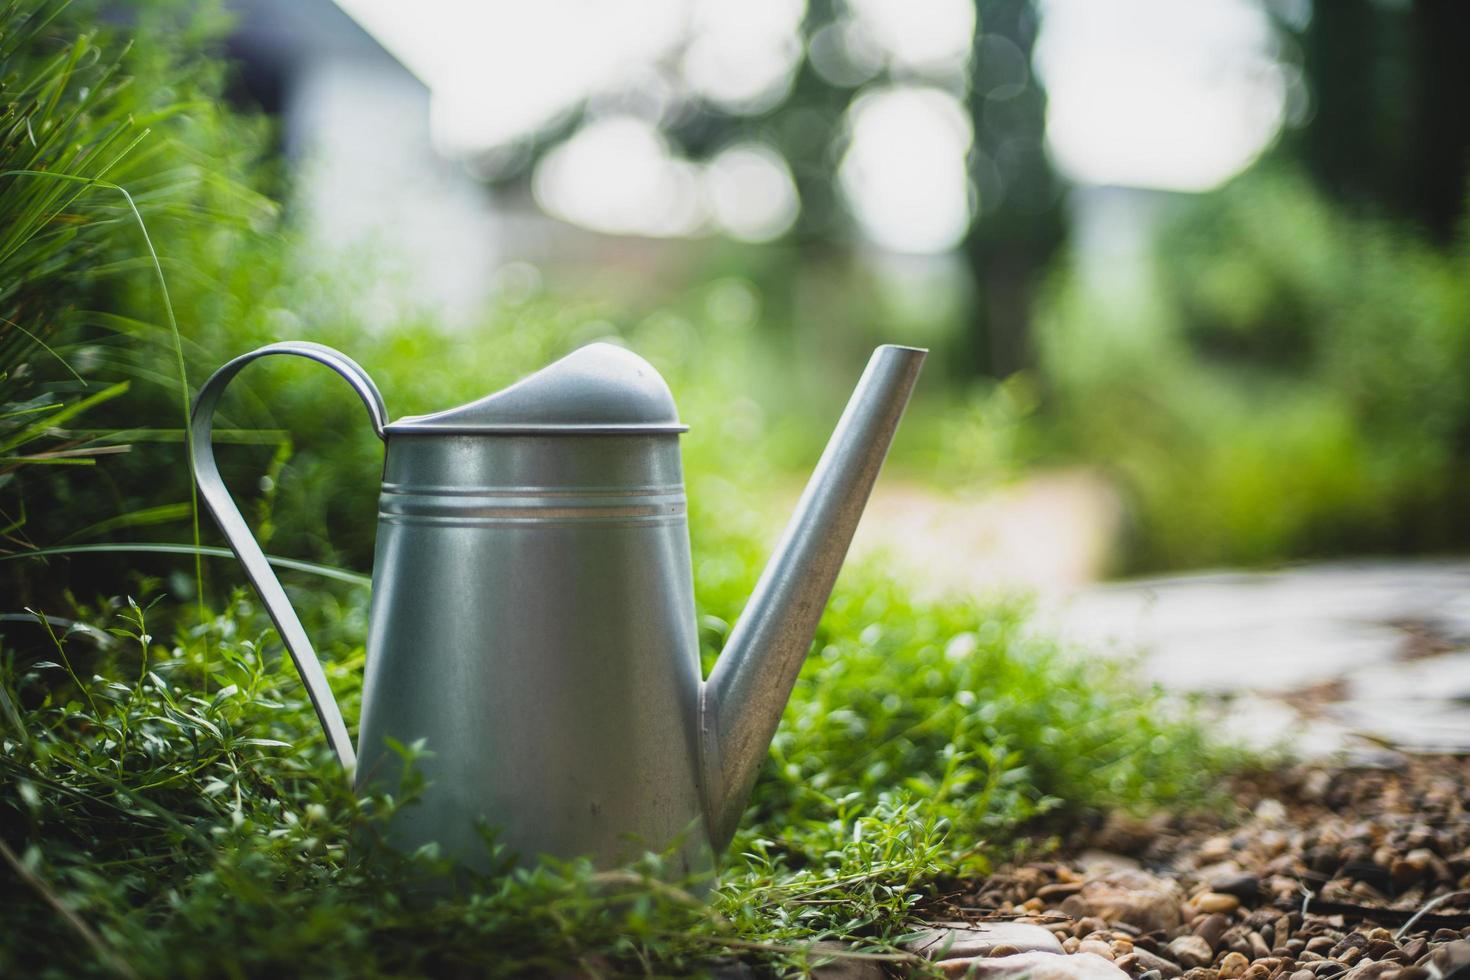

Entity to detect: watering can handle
[190,342,388,773]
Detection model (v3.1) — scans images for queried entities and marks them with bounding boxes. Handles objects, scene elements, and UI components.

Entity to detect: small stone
[1220,952,1251,979]
[1132,949,1184,979]
[1240,966,1270,980]
[1307,939,1336,956]
[1396,970,1428,980]
[1080,851,1145,874]
[1064,872,1187,935]
[1390,858,1420,887]
[1196,894,1242,915]
[1080,940,1117,961]
[1210,874,1262,902]
[1291,971,1315,980]
[1301,770,1331,801]
[1340,964,1399,980]
[1428,941,1470,980]
[1171,937,1215,969]
[907,922,1066,960]
[1365,941,1397,960]
[1199,837,1234,863]
[937,951,1132,980]
[1255,800,1288,825]
[1197,916,1233,951]
[1249,933,1272,960]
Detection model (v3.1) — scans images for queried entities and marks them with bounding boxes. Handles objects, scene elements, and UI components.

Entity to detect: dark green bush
[1038,168,1470,570]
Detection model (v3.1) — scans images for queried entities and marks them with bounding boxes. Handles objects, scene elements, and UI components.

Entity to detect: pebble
[1061,871,1186,935]
[1219,953,1250,980]
[936,951,1131,980]
[1131,948,1184,979]
[1428,941,1470,980]
[1170,936,1215,969]
[1209,873,1262,902]
[1366,940,1398,960]
[1195,893,1242,915]
[1196,915,1232,951]
[905,922,1065,961]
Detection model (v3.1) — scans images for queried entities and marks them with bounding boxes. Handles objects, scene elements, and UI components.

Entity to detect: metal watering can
[190,340,924,875]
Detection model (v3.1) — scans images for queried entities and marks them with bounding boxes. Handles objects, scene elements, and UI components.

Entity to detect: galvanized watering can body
[191,341,924,873]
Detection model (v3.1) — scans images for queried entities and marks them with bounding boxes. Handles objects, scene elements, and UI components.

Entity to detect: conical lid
[383,343,687,434]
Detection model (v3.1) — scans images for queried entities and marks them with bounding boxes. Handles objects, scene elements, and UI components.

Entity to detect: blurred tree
[1289,0,1470,244]
[480,0,1066,380]
[963,0,1066,377]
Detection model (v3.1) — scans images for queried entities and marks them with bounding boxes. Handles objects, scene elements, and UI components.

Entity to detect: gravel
[915,755,1470,980]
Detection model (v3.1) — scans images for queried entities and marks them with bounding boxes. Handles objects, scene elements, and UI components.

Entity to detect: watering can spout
[699,345,926,851]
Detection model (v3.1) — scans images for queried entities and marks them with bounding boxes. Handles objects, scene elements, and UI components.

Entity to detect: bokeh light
[1036,0,1288,191]
[838,86,974,254]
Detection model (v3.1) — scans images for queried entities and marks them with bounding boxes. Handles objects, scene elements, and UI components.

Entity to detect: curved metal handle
[190,342,388,772]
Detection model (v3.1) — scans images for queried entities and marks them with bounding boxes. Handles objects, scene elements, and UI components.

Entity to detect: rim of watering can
[381,420,689,435]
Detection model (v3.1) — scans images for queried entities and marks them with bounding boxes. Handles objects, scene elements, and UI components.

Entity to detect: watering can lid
[383,342,687,435]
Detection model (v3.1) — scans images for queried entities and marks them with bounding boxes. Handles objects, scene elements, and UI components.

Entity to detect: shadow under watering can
[191,341,925,877]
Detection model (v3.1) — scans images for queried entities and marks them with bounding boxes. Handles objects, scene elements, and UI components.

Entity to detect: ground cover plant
[0,4,1246,976]
[1,575,1238,978]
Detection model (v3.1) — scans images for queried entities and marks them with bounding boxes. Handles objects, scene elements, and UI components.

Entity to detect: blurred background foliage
[5,0,1470,598]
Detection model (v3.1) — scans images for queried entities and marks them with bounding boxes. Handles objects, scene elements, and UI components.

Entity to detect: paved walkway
[850,477,1470,757]
[1042,561,1470,756]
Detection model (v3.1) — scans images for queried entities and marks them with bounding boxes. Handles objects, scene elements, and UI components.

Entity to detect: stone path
[1040,562,1470,756]
[850,477,1470,756]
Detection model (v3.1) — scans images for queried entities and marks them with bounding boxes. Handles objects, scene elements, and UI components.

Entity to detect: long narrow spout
[699,345,926,851]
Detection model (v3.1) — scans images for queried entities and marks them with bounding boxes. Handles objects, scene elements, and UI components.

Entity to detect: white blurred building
[226,0,498,326]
